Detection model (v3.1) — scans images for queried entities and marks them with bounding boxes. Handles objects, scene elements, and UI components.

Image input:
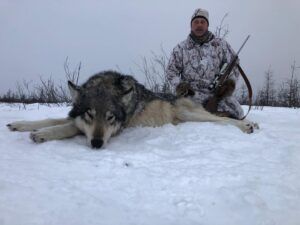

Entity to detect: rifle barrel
[236,35,250,55]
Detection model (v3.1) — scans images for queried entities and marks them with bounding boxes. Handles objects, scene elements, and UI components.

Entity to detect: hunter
[166,8,244,119]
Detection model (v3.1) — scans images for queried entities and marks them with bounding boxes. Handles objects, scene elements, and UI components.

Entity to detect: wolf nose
[91,138,103,149]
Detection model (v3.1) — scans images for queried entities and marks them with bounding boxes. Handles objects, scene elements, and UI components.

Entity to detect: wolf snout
[91,138,104,149]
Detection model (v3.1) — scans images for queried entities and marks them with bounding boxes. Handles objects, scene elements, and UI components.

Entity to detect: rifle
[209,35,250,91]
[206,35,253,120]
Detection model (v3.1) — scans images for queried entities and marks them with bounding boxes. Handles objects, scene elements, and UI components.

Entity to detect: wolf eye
[107,115,115,121]
[106,113,115,124]
[86,110,94,119]
[83,109,95,123]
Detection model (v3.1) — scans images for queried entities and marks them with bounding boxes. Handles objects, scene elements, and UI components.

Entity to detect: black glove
[204,96,219,113]
[215,79,236,98]
[176,82,195,97]
[204,79,236,113]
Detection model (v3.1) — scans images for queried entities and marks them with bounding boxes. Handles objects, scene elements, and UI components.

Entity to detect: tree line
[0,58,80,105]
[236,61,300,108]
[1,57,299,109]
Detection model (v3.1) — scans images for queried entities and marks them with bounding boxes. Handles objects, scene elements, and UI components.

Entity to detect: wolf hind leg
[7,118,71,132]
[174,98,257,134]
[30,122,81,143]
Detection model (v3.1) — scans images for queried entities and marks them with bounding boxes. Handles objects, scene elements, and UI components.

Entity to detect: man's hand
[176,82,195,97]
[204,79,236,113]
[204,96,219,113]
[215,79,235,98]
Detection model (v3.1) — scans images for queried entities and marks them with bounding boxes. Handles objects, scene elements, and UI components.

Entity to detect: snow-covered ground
[0,103,299,225]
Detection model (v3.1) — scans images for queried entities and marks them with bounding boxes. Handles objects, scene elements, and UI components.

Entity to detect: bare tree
[214,13,230,39]
[135,45,171,93]
[287,61,300,107]
[235,83,248,105]
[64,57,81,85]
[264,68,276,106]
[277,81,289,107]
[254,68,276,107]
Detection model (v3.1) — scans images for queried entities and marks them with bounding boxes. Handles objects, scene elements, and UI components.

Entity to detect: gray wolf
[7,71,258,149]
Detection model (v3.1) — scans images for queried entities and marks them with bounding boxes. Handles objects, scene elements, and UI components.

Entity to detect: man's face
[191,17,208,37]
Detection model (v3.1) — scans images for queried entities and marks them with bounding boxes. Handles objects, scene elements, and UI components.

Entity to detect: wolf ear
[120,76,135,95]
[120,76,136,104]
[68,81,80,103]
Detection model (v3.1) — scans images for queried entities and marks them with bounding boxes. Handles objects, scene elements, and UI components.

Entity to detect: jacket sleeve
[221,40,240,83]
[166,45,183,93]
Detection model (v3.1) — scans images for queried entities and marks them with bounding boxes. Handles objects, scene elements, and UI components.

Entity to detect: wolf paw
[240,121,258,134]
[30,131,49,143]
[7,121,37,132]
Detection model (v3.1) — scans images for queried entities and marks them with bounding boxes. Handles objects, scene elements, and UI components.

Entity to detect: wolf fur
[7,71,258,149]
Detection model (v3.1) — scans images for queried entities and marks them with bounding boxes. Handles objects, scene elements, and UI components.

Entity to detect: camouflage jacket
[166,35,244,119]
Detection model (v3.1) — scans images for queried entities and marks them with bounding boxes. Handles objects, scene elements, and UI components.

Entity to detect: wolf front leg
[30,122,81,143]
[7,118,71,132]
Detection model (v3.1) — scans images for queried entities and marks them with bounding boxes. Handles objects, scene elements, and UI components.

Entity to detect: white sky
[0,0,299,94]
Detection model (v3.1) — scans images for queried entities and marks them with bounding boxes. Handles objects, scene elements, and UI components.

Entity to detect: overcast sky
[0,0,299,94]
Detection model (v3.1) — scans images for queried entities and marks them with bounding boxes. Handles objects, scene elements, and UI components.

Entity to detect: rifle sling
[237,64,252,120]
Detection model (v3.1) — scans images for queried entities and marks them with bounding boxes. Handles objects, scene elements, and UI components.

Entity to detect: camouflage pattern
[166,35,244,119]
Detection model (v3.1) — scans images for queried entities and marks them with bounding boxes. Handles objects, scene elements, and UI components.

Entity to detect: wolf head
[67,71,138,149]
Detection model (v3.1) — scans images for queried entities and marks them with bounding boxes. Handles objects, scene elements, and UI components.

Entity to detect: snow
[0,103,300,225]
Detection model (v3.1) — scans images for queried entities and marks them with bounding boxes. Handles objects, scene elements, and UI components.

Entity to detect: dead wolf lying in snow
[7,71,258,149]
